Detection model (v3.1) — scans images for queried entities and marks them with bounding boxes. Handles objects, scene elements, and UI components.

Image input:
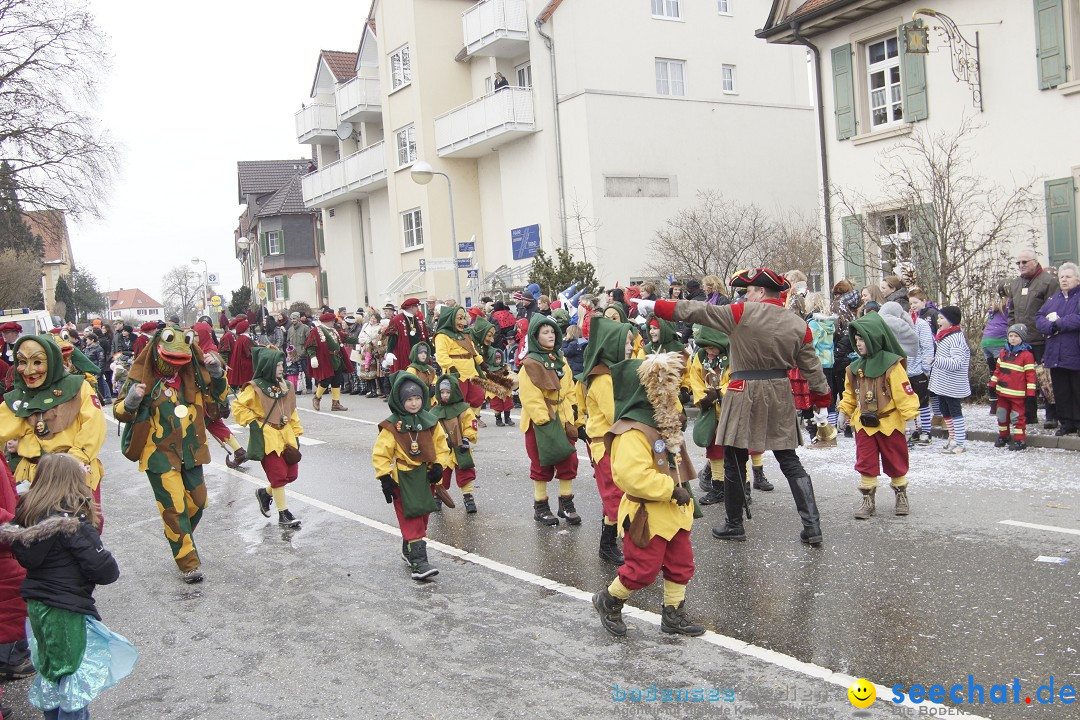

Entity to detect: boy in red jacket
[990,324,1037,451]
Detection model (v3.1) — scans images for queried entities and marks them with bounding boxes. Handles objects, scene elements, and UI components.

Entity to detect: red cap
[401,298,421,309]
[235,320,250,334]
[49,327,62,335]
[228,317,241,329]
[0,322,21,334]
[140,321,158,333]
[648,318,660,328]
[319,311,337,323]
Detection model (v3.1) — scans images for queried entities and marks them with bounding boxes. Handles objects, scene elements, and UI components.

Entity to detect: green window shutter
[842,215,865,286]
[910,203,940,299]
[900,21,929,122]
[259,232,268,256]
[321,271,329,300]
[280,232,286,255]
[831,44,856,140]
[283,275,290,300]
[1034,0,1067,89]
[317,228,325,253]
[1046,177,1078,265]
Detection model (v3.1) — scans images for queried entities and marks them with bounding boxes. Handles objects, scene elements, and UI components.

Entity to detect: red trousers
[207,417,233,444]
[489,395,514,412]
[996,395,1028,441]
[593,454,623,523]
[261,452,299,488]
[854,429,909,478]
[460,378,486,409]
[392,488,428,542]
[524,426,579,482]
[440,465,476,489]
[618,528,694,591]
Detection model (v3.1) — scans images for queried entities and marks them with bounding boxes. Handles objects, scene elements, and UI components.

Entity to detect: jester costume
[48,329,101,391]
[113,328,226,583]
[226,320,255,391]
[233,348,304,528]
[430,376,478,513]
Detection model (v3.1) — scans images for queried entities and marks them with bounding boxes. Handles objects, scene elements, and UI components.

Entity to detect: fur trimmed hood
[0,514,83,548]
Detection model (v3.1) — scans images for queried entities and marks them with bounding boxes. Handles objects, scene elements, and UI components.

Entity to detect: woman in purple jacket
[980,282,1011,411]
[1036,263,1080,436]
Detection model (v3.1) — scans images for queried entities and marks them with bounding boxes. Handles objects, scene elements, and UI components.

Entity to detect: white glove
[838,413,849,431]
[1047,311,1059,323]
[383,352,396,369]
[310,357,319,369]
[813,408,829,425]
[636,299,656,317]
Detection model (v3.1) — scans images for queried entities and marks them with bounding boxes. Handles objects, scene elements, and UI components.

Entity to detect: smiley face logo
[848,678,876,708]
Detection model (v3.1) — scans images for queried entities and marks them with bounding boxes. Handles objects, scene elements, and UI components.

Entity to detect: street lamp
[190,257,209,316]
[410,160,463,304]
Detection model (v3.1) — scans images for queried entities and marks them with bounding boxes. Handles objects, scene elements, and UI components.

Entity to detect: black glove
[697,390,719,411]
[577,425,589,443]
[427,464,443,484]
[459,438,470,451]
[679,388,693,406]
[679,412,688,432]
[672,485,692,506]
[218,404,231,420]
[378,475,394,504]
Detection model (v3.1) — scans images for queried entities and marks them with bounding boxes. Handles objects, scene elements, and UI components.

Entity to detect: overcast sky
[70,0,366,304]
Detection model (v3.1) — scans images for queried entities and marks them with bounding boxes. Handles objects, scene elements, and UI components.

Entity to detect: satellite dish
[335,121,354,141]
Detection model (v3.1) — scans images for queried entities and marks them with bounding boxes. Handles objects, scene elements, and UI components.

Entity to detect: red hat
[648,318,660,329]
[49,327,62,335]
[319,311,337,323]
[0,322,21,334]
[228,317,241,329]
[401,298,421,310]
[140,321,158,333]
[730,267,790,292]
[235,320,250,334]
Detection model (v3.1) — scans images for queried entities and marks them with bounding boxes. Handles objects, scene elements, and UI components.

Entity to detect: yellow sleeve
[372,429,397,477]
[889,365,921,422]
[231,385,261,427]
[610,431,676,501]
[688,355,707,403]
[67,384,106,466]
[434,334,454,374]
[585,375,615,439]
[0,403,23,444]
[517,369,550,426]
[462,407,478,442]
[431,422,452,467]
[837,370,856,418]
[288,408,303,437]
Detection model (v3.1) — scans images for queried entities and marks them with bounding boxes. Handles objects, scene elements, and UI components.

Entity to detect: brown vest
[378,421,437,463]
[31,392,83,440]
[252,384,297,428]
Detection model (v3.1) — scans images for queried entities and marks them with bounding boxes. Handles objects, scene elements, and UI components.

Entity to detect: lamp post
[190,257,209,317]
[410,160,463,304]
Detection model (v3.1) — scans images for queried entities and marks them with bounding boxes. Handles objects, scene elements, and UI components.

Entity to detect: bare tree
[0,248,42,307]
[161,266,201,326]
[0,0,118,218]
[761,208,825,286]
[562,193,601,266]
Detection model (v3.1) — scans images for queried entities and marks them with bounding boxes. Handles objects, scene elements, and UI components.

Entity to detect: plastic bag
[28,617,138,712]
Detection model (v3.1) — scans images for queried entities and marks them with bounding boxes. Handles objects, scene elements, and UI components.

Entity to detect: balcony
[301,142,388,209]
[462,0,529,57]
[295,104,339,145]
[335,76,382,124]
[434,87,537,158]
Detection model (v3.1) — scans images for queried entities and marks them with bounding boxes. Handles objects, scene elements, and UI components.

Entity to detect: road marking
[297,436,325,447]
[295,406,379,426]
[999,519,1080,537]
[211,460,986,719]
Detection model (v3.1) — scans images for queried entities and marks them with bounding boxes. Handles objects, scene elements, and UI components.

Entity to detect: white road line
[210,460,986,719]
[297,436,325,447]
[294,406,378,426]
[998,519,1080,537]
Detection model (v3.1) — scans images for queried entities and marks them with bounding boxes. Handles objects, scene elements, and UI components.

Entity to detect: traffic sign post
[419,258,457,272]
[210,295,223,308]
[456,258,473,269]
[458,241,475,253]
[466,269,479,279]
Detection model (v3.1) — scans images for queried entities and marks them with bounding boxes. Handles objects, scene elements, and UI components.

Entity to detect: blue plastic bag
[27,617,138,712]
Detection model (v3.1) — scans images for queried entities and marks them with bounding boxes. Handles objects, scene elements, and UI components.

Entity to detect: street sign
[466,269,479,279]
[420,257,456,272]
[257,289,267,301]
[456,258,473,269]
[458,241,475,253]
[210,295,223,307]
[256,282,266,290]
[207,273,220,284]
[511,224,541,260]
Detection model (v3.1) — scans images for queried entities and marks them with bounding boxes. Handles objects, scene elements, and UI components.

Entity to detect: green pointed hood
[848,312,906,378]
[693,324,730,364]
[68,346,101,376]
[468,318,494,350]
[3,335,85,417]
[385,371,439,431]
[435,305,468,340]
[579,316,632,385]
[430,374,470,420]
[645,314,684,354]
[525,313,566,375]
[251,347,288,397]
[611,359,655,428]
[408,341,435,375]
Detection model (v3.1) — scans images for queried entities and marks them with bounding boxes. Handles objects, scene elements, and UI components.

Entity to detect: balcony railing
[335,76,382,124]
[295,103,339,145]
[434,87,537,158]
[462,0,529,57]
[301,142,387,208]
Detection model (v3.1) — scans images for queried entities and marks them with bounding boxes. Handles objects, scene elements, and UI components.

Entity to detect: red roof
[321,50,357,82]
[786,0,843,20]
[106,288,163,310]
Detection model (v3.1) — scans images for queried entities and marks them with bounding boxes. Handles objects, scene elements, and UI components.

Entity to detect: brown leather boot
[312,394,321,411]
[854,487,876,519]
[331,400,349,411]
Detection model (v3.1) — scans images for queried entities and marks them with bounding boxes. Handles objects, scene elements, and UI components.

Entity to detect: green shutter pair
[831,21,927,141]
[840,203,937,291]
[1046,177,1078,265]
[317,228,325,253]
[1034,0,1067,89]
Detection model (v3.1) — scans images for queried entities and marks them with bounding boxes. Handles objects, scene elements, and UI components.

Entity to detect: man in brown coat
[1008,248,1060,428]
[637,267,831,546]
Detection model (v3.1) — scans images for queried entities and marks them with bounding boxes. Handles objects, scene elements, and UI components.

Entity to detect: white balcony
[435,87,537,158]
[462,0,529,57]
[295,104,339,145]
[301,142,388,209]
[335,76,382,124]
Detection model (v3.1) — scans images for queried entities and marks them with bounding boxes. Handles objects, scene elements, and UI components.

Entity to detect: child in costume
[233,348,305,528]
[688,324,732,506]
[469,319,515,426]
[517,314,580,527]
[2,453,137,720]
[602,303,646,358]
[989,324,1036,451]
[434,306,487,409]
[405,341,438,401]
[592,353,705,638]
[928,306,971,454]
[838,313,920,518]
[431,376,479,513]
[580,316,635,565]
[372,373,452,581]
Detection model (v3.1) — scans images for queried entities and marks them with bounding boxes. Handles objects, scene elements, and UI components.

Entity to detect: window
[604,176,674,198]
[274,276,287,300]
[484,76,493,94]
[717,0,731,14]
[390,45,411,90]
[267,230,283,255]
[1035,0,1080,89]
[651,0,680,19]
[866,36,902,129]
[655,58,686,96]
[515,61,532,88]
[877,211,911,271]
[722,64,737,93]
[396,125,417,167]
[402,208,423,250]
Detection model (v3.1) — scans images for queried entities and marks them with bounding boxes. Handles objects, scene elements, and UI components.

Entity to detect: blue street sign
[511,224,541,260]
[465,297,473,309]
[458,241,475,253]
[467,269,479,278]
[456,258,472,269]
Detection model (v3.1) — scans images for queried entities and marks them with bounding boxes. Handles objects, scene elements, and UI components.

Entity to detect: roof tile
[321,50,358,82]
[106,288,163,310]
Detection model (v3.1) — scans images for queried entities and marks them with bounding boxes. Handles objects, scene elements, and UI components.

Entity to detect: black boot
[752,465,774,491]
[661,601,705,636]
[598,522,624,565]
[350,376,363,395]
[494,412,504,427]
[401,539,410,564]
[463,493,477,513]
[534,499,559,526]
[278,509,301,528]
[406,539,438,580]
[557,495,582,525]
[503,410,512,425]
[379,376,391,399]
[342,374,353,395]
[699,479,724,505]
[696,463,712,494]
[367,380,379,398]
[592,588,627,637]
[788,475,823,546]
[713,463,747,540]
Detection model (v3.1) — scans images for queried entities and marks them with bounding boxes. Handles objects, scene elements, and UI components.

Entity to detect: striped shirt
[928,329,971,398]
[907,318,936,377]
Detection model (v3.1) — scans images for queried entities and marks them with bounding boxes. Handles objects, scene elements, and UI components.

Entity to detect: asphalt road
[2,397,1077,719]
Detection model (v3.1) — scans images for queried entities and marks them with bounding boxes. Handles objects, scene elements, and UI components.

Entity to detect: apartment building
[296,0,819,306]
[759,0,1080,288]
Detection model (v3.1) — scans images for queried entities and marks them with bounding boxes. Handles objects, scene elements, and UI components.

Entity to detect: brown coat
[671,300,829,450]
